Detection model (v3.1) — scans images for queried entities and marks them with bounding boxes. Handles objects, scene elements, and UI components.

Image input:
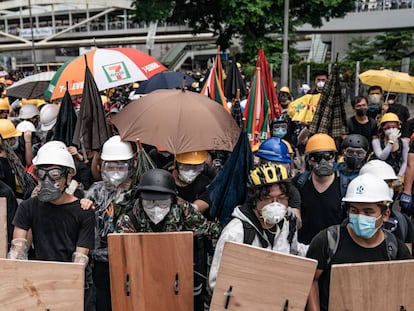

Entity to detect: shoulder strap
[347,117,354,133]
[294,170,311,191]
[384,229,398,260]
[242,220,268,248]
[370,117,378,131]
[326,225,341,265]
[393,211,408,242]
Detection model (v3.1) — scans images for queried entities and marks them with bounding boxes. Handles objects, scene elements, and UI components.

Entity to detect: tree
[131,0,356,66]
[373,31,414,61]
[345,36,375,62]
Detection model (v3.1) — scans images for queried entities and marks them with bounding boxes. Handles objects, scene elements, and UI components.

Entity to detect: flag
[200,46,230,113]
[243,66,270,148]
[256,48,281,120]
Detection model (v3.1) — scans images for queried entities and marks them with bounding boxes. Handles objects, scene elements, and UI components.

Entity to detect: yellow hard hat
[380,112,400,125]
[305,133,337,153]
[101,95,108,105]
[280,86,290,94]
[0,98,10,111]
[133,82,139,89]
[176,151,208,165]
[0,119,22,139]
[249,163,289,186]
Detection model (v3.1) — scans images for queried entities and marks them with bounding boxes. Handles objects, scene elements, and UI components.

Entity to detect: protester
[0,98,10,119]
[308,70,328,94]
[366,85,383,121]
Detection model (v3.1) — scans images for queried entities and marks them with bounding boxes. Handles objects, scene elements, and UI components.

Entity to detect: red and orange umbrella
[44,47,167,100]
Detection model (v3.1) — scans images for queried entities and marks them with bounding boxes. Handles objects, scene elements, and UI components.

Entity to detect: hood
[231,204,268,241]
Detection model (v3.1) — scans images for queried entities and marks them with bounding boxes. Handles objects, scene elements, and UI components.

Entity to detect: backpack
[326,224,398,265]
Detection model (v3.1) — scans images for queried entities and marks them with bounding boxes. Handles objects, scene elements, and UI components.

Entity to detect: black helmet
[341,134,369,151]
[137,169,177,196]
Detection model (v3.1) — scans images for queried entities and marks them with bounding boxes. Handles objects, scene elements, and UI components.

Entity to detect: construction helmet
[249,163,289,187]
[342,173,392,203]
[32,141,76,175]
[256,137,291,163]
[271,115,288,127]
[40,104,59,131]
[341,134,369,152]
[175,151,208,165]
[16,120,36,132]
[0,119,22,139]
[19,104,39,119]
[380,112,400,126]
[280,86,290,94]
[100,135,134,161]
[0,98,10,111]
[359,160,397,181]
[137,168,176,196]
[305,133,337,154]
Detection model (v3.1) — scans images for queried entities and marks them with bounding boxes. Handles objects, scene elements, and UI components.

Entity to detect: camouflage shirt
[115,200,221,238]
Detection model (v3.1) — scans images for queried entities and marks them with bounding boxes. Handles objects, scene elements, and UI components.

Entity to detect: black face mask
[355,108,368,117]
[313,159,334,176]
[345,156,365,171]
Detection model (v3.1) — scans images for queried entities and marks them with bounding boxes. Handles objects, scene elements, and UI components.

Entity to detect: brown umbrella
[111,89,241,154]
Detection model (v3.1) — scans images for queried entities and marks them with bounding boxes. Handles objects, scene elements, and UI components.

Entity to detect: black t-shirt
[307,225,412,311]
[13,197,95,262]
[0,157,16,193]
[347,116,378,144]
[176,174,211,205]
[297,176,344,244]
[0,180,18,245]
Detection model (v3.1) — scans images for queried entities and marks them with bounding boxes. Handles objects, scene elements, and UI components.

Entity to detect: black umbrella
[135,71,196,94]
[208,130,254,225]
[224,57,247,101]
[53,83,77,146]
[308,63,348,138]
[73,57,111,156]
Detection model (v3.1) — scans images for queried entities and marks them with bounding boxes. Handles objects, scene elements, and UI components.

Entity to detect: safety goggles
[177,163,204,173]
[102,161,129,172]
[142,198,172,209]
[272,123,288,130]
[35,167,67,181]
[308,152,335,163]
[0,110,9,114]
[344,147,367,158]
[382,125,399,131]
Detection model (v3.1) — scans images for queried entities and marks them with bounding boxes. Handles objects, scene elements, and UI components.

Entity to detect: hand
[80,198,95,210]
[387,128,401,144]
[67,146,78,155]
[23,130,32,142]
[400,192,412,211]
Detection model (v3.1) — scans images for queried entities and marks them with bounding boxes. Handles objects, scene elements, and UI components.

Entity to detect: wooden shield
[330,260,414,311]
[0,259,84,310]
[108,232,193,311]
[0,198,7,258]
[210,241,317,311]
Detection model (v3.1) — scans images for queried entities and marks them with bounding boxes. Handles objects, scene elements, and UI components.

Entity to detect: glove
[72,252,89,268]
[386,128,401,144]
[7,238,29,260]
[400,192,412,212]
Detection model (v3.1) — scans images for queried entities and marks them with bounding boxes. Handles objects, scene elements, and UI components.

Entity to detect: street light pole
[28,0,38,73]
[281,0,289,88]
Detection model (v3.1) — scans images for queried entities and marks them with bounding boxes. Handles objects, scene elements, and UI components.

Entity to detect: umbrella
[53,84,78,146]
[287,93,321,124]
[208,130,254,225]
[72,58,111,154]
[0,70,8,77]
[224,57,247,101]
[243,66,270,149]
[134,71,195,94]
[44,48,167,100]
[308,64,348,138]
[6,71,56,99]
[111,89,241,154]
[359,69,414,94]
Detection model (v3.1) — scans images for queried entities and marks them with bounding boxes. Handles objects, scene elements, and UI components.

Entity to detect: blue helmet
[256,137,291,163]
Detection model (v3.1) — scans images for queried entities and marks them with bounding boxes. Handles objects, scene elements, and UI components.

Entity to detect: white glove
[72,252,89,267]
[7,238,29,260]
[386,128,401,144]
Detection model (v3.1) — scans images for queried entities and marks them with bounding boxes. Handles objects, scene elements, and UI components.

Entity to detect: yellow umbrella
[288,93,321,124]
[359,69,414,94]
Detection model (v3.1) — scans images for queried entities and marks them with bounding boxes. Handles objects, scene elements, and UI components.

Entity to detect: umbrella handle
[136,138,143,151]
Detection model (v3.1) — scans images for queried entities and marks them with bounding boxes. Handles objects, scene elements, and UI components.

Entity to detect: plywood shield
[330,260,414,311]
[108,232,193,311]
[210,241,317,311]
[0,198,7,258]
[0,258,84,310]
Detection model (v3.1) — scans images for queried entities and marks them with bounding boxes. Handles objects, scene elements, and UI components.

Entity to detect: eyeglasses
[0,110,8,114]
[102,161,129,172]
[142,199,172,209]
[177,163,204,173]
[35,167,67,181]
[344,148,367,158]
[308,152,335,163]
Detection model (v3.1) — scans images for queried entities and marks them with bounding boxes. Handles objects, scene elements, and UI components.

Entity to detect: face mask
[143,206,170,224]
[272,128,287,138]
[369,94,381,105]
[279,95,288,103]
[345,156,365,170]
[260,202,287,225]
[384,128,396,137]
[355,108,368,117]
[316,81,325,89]
[387,100,395,105]
[37,177,63,202]
[349,214,382,239]
[101,170,129,187]
[178,169,200,184]
[313,159,334,176]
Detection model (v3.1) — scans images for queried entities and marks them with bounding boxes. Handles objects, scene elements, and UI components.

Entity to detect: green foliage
[345,36,374,62]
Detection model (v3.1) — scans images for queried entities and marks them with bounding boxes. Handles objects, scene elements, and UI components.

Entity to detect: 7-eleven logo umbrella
[243,67,270,148]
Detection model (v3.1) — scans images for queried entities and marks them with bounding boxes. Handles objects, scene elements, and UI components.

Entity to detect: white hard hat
[16,120,36,132]
[40,104,59,131]
[101,135,134,161]
[19,104,39,119]
[33,140,76,175]
[342,173,392,203]
[359,160,397,181]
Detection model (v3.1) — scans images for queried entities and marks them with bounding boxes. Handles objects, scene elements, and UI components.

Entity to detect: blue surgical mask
[349,213,382,239]
[272,128,287,138]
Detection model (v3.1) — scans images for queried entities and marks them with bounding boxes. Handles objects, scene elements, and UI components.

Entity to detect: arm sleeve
[306,229,329,271]
[372,138,393,160]
[76,209,95,250]
[12,199,32,231]
[398,139,409,177]
[288,185,301,210]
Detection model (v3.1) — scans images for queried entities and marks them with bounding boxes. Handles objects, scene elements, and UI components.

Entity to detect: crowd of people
[0,67,414,311]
